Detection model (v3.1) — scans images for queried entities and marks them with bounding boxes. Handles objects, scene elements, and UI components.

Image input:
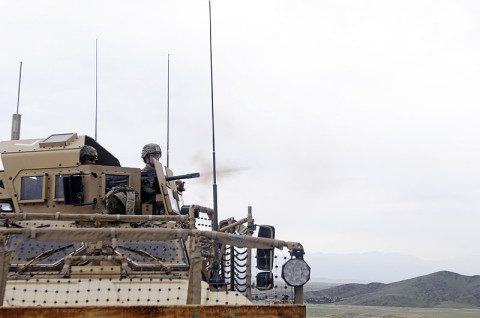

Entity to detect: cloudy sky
[1,1,480,277]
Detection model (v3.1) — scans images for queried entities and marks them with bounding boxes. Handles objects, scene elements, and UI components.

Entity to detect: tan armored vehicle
[0,133,310,317]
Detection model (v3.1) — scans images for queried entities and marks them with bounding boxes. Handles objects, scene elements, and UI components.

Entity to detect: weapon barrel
[165,172,200,181]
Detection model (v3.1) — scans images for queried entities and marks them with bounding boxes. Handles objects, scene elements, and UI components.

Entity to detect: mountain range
[305,271,480,308]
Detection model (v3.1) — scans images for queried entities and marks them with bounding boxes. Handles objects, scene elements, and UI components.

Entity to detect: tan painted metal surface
[0,305,306,318]
[4,280,250,306]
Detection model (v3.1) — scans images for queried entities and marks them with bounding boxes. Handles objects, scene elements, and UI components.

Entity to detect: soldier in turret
[140,144,162,207]
[80,145,98,165]
[141,143,162,172]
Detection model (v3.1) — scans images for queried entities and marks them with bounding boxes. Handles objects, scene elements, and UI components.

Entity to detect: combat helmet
[80,145,98,163]
[141,143,162,162]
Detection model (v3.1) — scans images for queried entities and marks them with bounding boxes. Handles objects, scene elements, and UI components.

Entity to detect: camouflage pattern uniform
[140,144,163,213]
[141,165,157,203]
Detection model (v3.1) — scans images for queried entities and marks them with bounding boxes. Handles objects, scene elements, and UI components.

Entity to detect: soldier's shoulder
[141,166,156,179]
[141,165,154,172]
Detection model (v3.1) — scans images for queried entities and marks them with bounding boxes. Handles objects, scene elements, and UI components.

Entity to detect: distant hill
[305,271,480,308]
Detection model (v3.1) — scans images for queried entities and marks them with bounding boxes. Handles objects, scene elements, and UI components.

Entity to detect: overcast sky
[1,0,480,276]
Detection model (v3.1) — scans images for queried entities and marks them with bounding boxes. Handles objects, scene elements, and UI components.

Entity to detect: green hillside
[305,271,480,308]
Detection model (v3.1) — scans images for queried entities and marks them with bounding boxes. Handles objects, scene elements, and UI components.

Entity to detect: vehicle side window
[105,175,129,194]
[55,174,66,199]
[20,176,44,201]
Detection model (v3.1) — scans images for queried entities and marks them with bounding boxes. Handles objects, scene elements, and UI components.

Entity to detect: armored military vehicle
[0,133,310,317]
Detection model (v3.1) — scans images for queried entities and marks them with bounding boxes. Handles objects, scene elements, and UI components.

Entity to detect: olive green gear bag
[105,185,140,215]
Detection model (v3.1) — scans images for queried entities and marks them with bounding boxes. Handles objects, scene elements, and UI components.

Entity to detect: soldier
[140,144,162,209]
[141,143,162,172]
[80,145,98,165]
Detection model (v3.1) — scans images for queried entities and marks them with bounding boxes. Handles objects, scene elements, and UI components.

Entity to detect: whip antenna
[11,61,22,140]
[209,0,224,287]
[209,0,218,232]
[95,39,98,141]
[167,54,170,168]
